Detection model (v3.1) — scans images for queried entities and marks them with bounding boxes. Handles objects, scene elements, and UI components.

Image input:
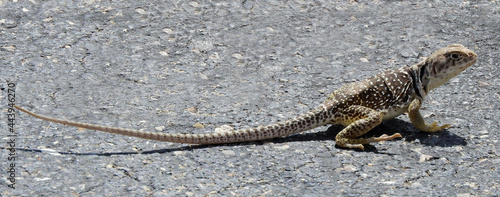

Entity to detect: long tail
[14,105,331,144]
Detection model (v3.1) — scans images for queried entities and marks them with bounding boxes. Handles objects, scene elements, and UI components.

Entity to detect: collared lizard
[15,44,477,150]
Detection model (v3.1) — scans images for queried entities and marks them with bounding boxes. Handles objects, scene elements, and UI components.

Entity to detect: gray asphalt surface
[1,0,499,196]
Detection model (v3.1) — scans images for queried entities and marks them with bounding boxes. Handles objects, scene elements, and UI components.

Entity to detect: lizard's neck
[409,61,429,99]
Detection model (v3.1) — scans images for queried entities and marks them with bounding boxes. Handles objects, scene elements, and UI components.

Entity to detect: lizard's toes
[372,133,402,142]
[337,143,365,150]
[425,122,451,132]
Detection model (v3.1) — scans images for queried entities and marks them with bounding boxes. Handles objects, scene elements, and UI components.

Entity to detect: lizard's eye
[450,53,461,59]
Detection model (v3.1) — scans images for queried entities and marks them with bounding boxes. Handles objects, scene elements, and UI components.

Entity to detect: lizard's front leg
[408,98,451,132]
[335,105,402,150]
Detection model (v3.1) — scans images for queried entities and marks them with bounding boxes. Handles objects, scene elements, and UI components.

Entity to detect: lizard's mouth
[465,59,477,68]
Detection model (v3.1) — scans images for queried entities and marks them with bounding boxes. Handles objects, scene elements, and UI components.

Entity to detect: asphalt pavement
[1,0,499,196]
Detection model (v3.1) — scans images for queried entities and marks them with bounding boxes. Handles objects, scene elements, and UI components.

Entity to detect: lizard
[14,44,477,150]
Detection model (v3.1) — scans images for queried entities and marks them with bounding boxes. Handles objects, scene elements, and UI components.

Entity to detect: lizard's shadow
[362,118,466,150]
[14,118,465,156]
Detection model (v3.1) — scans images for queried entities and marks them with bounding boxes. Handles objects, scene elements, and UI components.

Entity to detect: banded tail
[14,105,330,144]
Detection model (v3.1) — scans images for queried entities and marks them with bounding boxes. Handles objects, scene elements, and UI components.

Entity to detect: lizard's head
[417,44,477,92]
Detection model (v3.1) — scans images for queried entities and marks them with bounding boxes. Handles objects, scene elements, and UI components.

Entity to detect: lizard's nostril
[469,52,477,58]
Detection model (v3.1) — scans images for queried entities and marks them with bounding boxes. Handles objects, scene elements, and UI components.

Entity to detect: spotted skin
[14,44,477,150]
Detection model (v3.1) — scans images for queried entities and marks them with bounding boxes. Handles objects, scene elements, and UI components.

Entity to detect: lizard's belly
[381,106,408,121]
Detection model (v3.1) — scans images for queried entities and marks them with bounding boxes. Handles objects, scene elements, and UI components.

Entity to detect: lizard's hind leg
[334,105,402,150]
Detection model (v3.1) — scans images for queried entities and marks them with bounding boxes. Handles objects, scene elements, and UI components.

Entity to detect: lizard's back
[325,66,416,123]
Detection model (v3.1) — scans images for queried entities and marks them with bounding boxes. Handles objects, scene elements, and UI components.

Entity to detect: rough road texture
[1,1,499,196]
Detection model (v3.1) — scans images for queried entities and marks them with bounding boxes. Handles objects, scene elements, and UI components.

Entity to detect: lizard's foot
[337,143,365,150]
[366,133,403,143]
[420,121,451,133]
[336,133,402,150]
